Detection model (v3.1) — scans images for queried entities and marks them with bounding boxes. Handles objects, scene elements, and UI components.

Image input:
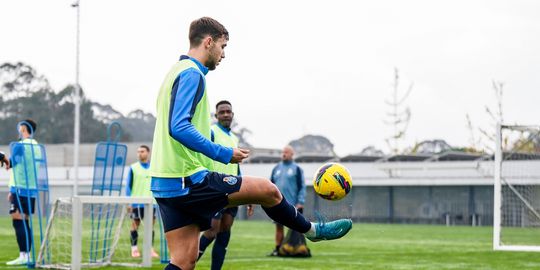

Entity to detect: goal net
[36,196,154,269]
[494,124,540,251]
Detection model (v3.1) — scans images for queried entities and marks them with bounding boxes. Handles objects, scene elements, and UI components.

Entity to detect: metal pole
[493,122,502,250]
[143,204,153,267]
[72,0,81,196]
[71,197,82,270]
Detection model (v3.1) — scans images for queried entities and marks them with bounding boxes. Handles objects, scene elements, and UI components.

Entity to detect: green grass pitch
[0,217,539,269]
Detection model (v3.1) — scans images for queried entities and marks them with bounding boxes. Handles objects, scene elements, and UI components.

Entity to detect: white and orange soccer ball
[313,163,352,201]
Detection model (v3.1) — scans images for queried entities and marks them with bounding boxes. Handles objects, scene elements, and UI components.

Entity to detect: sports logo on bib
[223,176,238,185]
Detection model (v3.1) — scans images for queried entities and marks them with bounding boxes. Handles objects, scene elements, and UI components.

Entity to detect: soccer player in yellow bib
[197,100,254,269]
[126,145,159,258]
[6,119,39,265]
[150,17,352,270]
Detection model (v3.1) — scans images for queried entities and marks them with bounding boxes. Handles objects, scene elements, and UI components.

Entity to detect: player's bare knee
[11,212,22,220]
[171,250,196,269]
[185,260,196,270]
[174,256,196,270]
[266,183,282,205]
[205,227,218,239]
[171,258,195,270]
[221,222,233,232]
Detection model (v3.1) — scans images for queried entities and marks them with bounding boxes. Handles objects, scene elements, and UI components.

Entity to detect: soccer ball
[313,163,352,201]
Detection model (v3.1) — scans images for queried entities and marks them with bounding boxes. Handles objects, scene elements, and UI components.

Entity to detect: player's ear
[203,36,212,49]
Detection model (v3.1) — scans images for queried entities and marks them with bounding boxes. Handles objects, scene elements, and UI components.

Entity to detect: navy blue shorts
[9,193,36,215]
[156,172,242,232]
[130,207,156,220]
[213,206,239,219]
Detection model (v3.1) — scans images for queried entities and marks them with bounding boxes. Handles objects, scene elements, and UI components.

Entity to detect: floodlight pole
[72,0,81,196]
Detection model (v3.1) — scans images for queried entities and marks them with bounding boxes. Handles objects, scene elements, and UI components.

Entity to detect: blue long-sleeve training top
[270,160,306,205]
[151,55,233,198]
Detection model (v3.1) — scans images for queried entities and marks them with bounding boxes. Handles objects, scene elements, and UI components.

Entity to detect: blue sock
[211,231,230,270]
[164,263,182,270]
[198,235,213,258]
[13,219,27,252]
[262,197,311,233]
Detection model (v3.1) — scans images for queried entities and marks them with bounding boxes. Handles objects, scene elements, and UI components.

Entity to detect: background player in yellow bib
[197,100,254,269]
[6,119,39,265]
[126,145,159,258]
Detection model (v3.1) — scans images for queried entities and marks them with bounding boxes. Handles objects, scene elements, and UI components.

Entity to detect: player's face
[19,125,29,138]
[137,148,149,162]
[206,36,227,70]
[216,104,234,128]
[282,147,294,161]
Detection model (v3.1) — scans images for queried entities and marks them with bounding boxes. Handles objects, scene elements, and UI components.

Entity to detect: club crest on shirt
[223,176,238,185]
[287,168,294,176]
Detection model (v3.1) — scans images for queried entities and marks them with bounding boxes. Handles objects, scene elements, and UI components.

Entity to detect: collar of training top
[179,55,209,75]
[216,122,231,135]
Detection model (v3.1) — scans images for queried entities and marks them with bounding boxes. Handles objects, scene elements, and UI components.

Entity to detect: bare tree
[384,68,413,154]
[478,80,505,152]
[233,126,253,148]
[465,113,481,152]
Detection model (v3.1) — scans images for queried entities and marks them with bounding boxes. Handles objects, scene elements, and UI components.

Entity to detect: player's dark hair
[139,145,150,152]
[189,17,229,48]
[215,100,232,110]
[22,119,37,135]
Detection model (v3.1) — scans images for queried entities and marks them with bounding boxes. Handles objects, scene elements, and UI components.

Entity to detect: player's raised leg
[227,176,352,242]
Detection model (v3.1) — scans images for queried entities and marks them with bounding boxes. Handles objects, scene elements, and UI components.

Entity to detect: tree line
[0,62,155,144]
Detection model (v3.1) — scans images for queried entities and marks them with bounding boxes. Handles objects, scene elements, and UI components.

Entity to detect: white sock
[131,246,138,252]
[304,223,316,238]
[19,252,25,259]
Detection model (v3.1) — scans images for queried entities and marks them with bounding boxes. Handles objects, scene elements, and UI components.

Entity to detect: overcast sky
[1,0,539,155]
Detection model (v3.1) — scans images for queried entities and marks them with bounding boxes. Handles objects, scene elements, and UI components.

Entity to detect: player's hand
[1,155,9,170]
[230,148,250,164]
[7,192,12,202]
[295,204,304,213]
[247,204,254,217]
[127,206,132,214]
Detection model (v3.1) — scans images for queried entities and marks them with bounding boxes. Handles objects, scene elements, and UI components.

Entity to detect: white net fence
[495,125,540,251]
[37,196,153,269]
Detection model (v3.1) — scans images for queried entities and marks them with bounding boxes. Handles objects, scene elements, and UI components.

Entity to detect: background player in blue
[125,145,159,258]
[197,100,254,269]
[6,119,38,265]
[269,145,306,256]
[150,17,352,270]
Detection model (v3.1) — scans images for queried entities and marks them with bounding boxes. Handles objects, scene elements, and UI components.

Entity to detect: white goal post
[36,196,154,270]
[493,123,540,252]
